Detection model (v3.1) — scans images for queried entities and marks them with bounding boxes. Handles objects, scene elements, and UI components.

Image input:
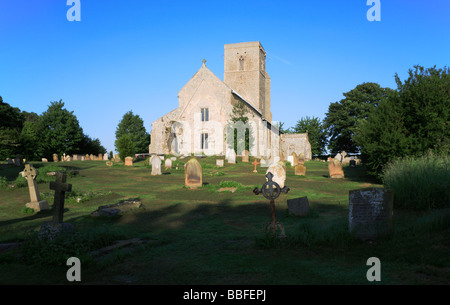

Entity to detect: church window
[201,133,209,149]
[201,108,209,122]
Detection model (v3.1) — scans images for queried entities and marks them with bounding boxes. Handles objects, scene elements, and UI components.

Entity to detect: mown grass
[0,157,448,285]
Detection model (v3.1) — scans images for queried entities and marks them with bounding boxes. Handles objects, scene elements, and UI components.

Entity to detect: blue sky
[1,0,449,154]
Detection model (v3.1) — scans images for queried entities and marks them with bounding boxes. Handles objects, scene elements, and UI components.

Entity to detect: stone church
[149,41,311,161]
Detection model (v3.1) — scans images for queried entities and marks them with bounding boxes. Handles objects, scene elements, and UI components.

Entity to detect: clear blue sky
[1,0,449,154]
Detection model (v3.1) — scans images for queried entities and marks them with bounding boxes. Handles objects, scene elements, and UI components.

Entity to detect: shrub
[383,152,450,210]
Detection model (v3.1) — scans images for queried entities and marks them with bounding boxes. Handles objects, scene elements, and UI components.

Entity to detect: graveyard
[0,156,448,285]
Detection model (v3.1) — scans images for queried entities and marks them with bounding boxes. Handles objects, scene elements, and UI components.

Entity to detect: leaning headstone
[185,158,202,189]
[294,164,306,176]
[348,188,394,240]
[150,155,162,176]
[227,149,236,164]
[242,150,249,162]
[216,159,224,167]
[165,158,172,170]
[20,164,49,211]
[125,157,133,167]
[287,197,310,216]
[266,163,286,188]
[39,172,73,239]
[328,158,344,178]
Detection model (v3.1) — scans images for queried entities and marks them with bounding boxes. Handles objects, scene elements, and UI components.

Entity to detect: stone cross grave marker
[349,188,394,240]
[252,159,260,173]
[254,172,290,237]
[50,172,72,224]
[20,164,49,211]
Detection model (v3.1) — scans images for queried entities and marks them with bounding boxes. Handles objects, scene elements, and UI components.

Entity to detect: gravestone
[103,153,109,161]
[185,158,202,189]
[348,188,394,240]
[266,163,286,188]
[334,153,342,163]
[298,153,305,164]
[41,158,48,163]
[227,149,236,164]
[40,172,73,238]
[65,156,72,162]
[20,164,49,211]
[287,197,310,216]
[14,155,23,167]
[125,157,133,167]
[98,154,103,161]
[150,155,162,176]
[81,156,85,161]
[53,154,58,162]
[90,154,94,161]
[85,154,90,161]
[291,152,299,167]
[328,158,344,178]
[165,158,172,170]
[242,150,249,162]
[216,159,224,167]
[294,164,306,176]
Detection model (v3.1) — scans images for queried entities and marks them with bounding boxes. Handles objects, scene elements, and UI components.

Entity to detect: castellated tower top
[224,42,272,122]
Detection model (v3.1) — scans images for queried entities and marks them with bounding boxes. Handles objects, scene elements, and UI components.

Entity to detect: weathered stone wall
[280,133,312,161]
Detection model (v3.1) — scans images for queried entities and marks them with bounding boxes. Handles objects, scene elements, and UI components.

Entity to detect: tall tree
[355,65,450,177]
[324,82,394,154]
[39,100,84,158]
[115,111,150,156]
[291,116,328,156]
[0,96,24,159]
[227,100,253,153]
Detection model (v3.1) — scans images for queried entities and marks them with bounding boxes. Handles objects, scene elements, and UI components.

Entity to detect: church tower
[224,42,272,122]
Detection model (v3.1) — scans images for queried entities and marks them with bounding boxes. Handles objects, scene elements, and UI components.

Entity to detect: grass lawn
[0,157,449,285]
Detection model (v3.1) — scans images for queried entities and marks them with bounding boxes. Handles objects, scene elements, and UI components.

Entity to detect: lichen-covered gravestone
[328,158,344,178]
[21,164,49,211]
[294,164,306,176]
[150,155,162,176]
[348,188,394,240]
[185,158,202,189]
[125,157,133,166]
[266,163,286,188]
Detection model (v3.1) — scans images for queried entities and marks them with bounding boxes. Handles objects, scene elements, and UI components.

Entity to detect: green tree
[324,83,394,154]
[355,65,450,178]
[115,111,150,156]
[292,116,328,156]
[39,100,84,158]
[0,96,24,159]
[115,134,135,161]
[19,112,42,161]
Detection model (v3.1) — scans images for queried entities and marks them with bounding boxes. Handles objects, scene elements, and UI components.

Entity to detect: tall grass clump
[383,153,450,210]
